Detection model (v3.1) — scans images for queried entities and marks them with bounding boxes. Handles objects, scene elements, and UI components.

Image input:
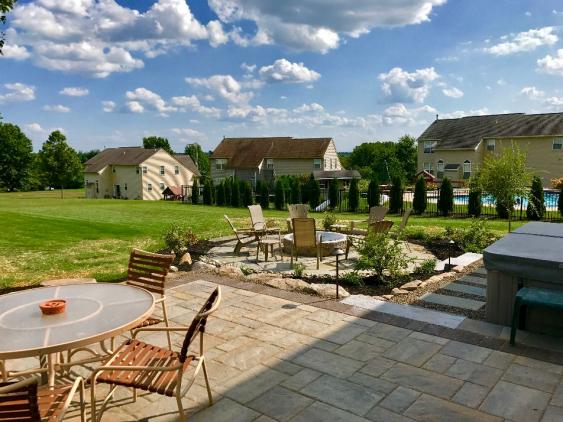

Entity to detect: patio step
[419,292,485,311]
[459,275,488,287]
[434,252,483,272]
[341,295,466,329]
[442,282,486,298]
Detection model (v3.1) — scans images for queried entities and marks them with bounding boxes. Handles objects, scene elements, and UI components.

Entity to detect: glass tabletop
[0,284,155,358]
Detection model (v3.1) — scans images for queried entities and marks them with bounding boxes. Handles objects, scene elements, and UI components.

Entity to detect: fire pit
[283,231,347,257]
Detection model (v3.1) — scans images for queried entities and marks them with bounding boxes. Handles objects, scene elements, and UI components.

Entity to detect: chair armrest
[0,376,38,393]
[132,326,190,338]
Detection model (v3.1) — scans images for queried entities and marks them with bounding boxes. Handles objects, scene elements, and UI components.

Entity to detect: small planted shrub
[414,259,437,277]
[445,219,498,253]
[163,222,198,254]
[437,177,454,216]
[367,177,380,208]
[224,179,232,205]
[355,233,411,285]
[292,262,305,278]
[275,179,285,210]
[495,199,513,219]
[348,178,360,212]
[322,210,337,230]
[389,176,403,214]
[526,175,545,220]
[342,271,364,286]
[468,185,482,217]
[191,179,199,204]
[240,264,253,276]
[412,177,427,215]
[328,178,339,210]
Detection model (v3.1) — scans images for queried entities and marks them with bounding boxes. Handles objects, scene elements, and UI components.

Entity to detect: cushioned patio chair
[90,287,221,422]
[0,376,85,422]
[248,205,280,237]
[286,204,309,232]
[350,206,388,233]
[225,215,259,254]
[291,218,321,270]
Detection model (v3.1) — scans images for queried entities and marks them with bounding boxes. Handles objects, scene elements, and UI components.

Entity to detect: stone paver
[446,359,503,387]
[442,282,486,297]
[291,401,371,422]
[406,394,502,422]
[459,274,488,286]
[420,292,485,311]
[383,337,442,367]
[543,405,563,422]
[248,386,313,421]
[379,386,420,413]
[480,381,551,422]
[452,382,490,408]
[292,348,363,378]
[502,363,560,393]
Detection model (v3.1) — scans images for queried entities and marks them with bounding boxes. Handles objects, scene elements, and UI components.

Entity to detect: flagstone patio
[58,277,563,421]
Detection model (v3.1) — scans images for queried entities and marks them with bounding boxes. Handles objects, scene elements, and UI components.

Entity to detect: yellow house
[417,112,563,187]
[210,137,344,184]
[84,147,200,200]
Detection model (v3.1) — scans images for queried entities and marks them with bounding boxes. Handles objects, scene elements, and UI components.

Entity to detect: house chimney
[436,114,439,121]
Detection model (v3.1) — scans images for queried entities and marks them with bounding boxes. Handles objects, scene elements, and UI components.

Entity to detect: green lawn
[0,189,522,288]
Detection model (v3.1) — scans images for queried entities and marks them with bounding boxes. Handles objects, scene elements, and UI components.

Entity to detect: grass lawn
[0,189,523,288]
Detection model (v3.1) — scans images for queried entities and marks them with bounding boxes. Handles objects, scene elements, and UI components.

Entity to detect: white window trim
[423,162,433,172]
[147,183,152,191]
[423,141,435,154]
[174,165,179,175]
[487,139,496,151]
[314,158,322,169]
[553,138,563,150]
[266,159,274,169]
[142,166,148,174]
[215,159,227,170]
[463,160,472,174]
[159,182,165,190]
[160,166,165,175]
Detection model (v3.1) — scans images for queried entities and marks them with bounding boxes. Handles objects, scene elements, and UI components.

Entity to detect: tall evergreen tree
[275,179,285,210]
[348,178,360,212]
[437,177,454,216]
[308,176,321,210]
[328,178,339,210]
[202,179,213,205]
[527,175,545,220]
[389,176,403,214]
[230,178,240,207]
[259,181,270,209]
[290,178,301,204]
[224,178,232,205]
[216,181,225,206]
[0,122,33,191]
[191,179,199,204]
[242,181,253,207]
[412,177,427,215]
[468,177,482,217]
[367,177,380,208]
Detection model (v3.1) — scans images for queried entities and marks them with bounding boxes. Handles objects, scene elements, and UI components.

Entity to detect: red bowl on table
[39,299,66,315]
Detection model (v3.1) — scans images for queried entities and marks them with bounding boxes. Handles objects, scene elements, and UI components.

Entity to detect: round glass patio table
[0,283,155,384]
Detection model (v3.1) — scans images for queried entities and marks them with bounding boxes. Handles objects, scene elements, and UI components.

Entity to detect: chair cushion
[97,339,193,397]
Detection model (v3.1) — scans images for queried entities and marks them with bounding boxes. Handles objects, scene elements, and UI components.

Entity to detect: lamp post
[447,239,455,271]
[332,247,345,299]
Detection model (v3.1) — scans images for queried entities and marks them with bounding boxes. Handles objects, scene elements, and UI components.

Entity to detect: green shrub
[290,178,301,204]
[414,259,437,277]
[308,175,321,209]
[230,179,240,207]
[191,179,199,204]
[559,186,563,217]
[367,177,380,208]
[329,178,339,210]
[224,178,232,205]
[445,219,498,253]
[242,181,253,207]
[341,271,364,286]
[526,175,545,220]
[413,177,427,215]
[275,179,285,210]
[437,177,453,216]
[495,199,513,219]
[240,264,253,276]
[202,180,213,205]
[348,178,360,212]
[292,262,305,278]
[163,222,198,254]
[389,176,403,214]
[468,189,481,217]
[355,233,411,285]
[322,210,338,230]
[403,225,445,242]
[216,182,225,206]
[258,181,269,209]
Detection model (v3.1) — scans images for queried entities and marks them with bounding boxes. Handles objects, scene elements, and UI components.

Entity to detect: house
[84,147,200,200]
[210,137,345,185]
[417,112,563,187]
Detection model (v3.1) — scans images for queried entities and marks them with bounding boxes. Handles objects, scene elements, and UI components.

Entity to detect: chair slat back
[368,220,394,234]
[224,215,239,235]
[127,249,174,295]
[288,204,308,219]
[180,287,221,362]
[368,206,388,224]
[248,205,266,231]
[399,208,413,232]
[292,218,317,248]
[0,380,40,421]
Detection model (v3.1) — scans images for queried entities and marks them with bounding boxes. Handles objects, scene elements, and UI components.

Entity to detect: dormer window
[423,141,436,154]
[266,159,274,169]
[487,139,496,151]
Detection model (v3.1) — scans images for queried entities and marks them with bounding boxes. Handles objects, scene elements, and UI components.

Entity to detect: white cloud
[442,87,464,98]
[378,67,439,103]
[0,44,30,60]
[186,74,253,104]
[240,62,256,73]
[520,86,545,100]
[439,108,489,119]
[60,87,89,96]
[497,78,507,86]
[553,10,563,16]
[171,127,207,142]
[258,58,320,84]
[537,49,563,76]
[25,122,46,133]
[0,82,36,103]
[102,100,116,112]
[126,101,144,113]
[485,27,558,56]
[4,0,224,77]
[208,0,446,53]
[293,103,324,113]
[435,55,459,63]
[545,96,563,108]
[125,87,178,115]
[525,11,532,17]
[382,103,436,125]
[43,104,71,112]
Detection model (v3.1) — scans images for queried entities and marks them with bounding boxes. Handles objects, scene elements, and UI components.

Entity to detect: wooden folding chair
[286,204,308,232]
[248,205,280,236]
[291,218,321,270]
[90,287,221,422]
[0,376,85,422]
[225,215,258,254]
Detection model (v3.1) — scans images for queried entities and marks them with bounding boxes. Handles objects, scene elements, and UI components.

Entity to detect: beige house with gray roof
[84,147,200,200]
[417,112,563,187]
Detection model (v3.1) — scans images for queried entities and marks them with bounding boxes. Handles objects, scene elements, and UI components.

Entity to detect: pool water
[453,192,559,208]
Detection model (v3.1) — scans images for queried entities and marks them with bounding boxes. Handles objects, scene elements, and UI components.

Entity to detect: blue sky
[1,0,563,153]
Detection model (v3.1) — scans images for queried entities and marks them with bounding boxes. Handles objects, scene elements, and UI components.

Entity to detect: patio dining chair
[286,204,309,232]
[291,218,321,270]
[90,287,221,422]
[350,206,388,233]
[225,215,259,254]
[248,205,280,236]
[0,376,85,422]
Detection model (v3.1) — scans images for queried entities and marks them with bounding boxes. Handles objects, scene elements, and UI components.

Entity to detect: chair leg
[317,247,320,270]
[202,358,214,406]
[510,297,522,346]
[234,240,243,254]
[133,388,137,402]
[162,301,172,350]
[79,378,85,422]
[176,390,187,421]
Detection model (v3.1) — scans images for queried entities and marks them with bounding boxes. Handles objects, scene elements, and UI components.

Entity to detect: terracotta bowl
[39,299,66,315]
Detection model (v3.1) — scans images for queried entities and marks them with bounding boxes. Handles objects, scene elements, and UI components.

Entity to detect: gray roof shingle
[418,112,563,149]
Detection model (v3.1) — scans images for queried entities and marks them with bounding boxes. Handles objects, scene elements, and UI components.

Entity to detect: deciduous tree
[0,122,33,191]
[143,136,173,155]
[184,143,210,179]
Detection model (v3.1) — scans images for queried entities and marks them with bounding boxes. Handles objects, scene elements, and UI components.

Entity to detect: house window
[160,166,165,175]
[147,183,152,191]
[437,160,444,174]
[136,167,140,174]
[423,141,435,154]
[174,165,179,175]
[314,159,322,169]
[463,160,471,179]
[160,182,165,190]
[266,159,274,169]
[124,183,128,191]
[112,166,116,173]
[423,162,433,174]
[553,138,563,150]
[487,139,496,151]
[215,159,227,170]
[142,166,147,174]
